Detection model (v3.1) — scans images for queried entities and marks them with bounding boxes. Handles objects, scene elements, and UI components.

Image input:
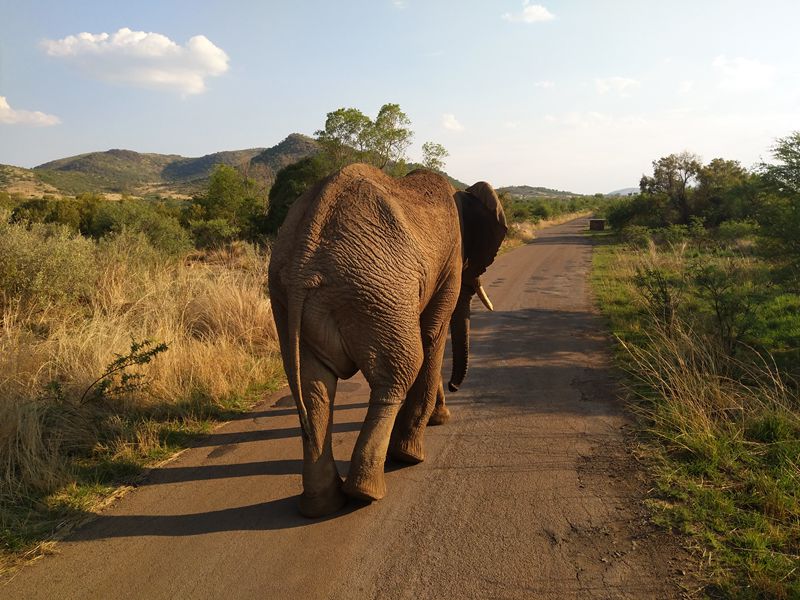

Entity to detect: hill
[249,133,319,181]
[0,135,321,200]
[497,185,579,198]
[606,187,638,196]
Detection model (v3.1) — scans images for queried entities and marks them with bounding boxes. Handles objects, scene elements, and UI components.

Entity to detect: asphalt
[2,218,690,599]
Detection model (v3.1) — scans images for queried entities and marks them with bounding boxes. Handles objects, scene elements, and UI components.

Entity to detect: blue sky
[1,0,798,192]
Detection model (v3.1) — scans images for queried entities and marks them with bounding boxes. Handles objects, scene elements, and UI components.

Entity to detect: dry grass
[0,224,282,569]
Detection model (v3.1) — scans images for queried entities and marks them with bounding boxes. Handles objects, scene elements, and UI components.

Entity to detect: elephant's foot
[388,434,424,464]
[343,464,386,502]
[298,478,347,518]
[427,403,451,426]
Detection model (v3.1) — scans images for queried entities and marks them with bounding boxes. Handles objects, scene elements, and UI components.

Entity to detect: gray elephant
[268,163,507,517]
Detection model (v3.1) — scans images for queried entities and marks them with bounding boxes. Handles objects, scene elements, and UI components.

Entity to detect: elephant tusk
[476,284,494,311]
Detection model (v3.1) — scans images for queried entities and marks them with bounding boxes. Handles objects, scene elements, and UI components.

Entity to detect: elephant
[268,163,507,517]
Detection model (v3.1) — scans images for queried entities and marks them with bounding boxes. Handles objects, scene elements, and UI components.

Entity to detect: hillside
[606,187,638,196]
[497,185,579,198]
[250,133,319,180]
[0,136,319,199]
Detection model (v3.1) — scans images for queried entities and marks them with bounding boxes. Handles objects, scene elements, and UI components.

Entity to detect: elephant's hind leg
[389,320,449,463]
[297,346,346,518]
[427,380,451,426]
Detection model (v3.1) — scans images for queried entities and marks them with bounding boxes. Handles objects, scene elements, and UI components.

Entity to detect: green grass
[591,234,800,599]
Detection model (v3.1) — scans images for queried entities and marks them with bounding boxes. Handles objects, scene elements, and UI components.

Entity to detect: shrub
[0,217,97,310]
[265,155,331,233]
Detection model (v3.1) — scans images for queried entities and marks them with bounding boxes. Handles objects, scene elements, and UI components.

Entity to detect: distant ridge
[606,187,638,196]
[0,135,322,198]
[497,185,580,198]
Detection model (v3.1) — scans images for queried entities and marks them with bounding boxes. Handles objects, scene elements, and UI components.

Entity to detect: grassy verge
[0,218,284,574]
[591,231,800,599]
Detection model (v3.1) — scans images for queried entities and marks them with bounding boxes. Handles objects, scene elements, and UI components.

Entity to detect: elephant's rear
[268,163,460,382]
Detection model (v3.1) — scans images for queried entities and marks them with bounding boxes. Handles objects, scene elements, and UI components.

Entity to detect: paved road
[3,218,689,599]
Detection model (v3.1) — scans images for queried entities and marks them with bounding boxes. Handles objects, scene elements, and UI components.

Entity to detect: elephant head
[448,181,508,392]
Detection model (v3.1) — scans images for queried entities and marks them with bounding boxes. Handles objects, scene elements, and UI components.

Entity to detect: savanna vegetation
[592,132,800,598]
[3,101,568,571]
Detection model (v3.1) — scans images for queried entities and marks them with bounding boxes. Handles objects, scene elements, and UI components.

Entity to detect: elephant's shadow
[66,398,417,541]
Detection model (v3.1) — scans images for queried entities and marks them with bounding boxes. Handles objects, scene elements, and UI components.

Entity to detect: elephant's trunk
[448,289,472,392]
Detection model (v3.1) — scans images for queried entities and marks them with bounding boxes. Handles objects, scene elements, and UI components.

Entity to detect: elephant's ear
[466,181,508,235]
[459,182,508,279]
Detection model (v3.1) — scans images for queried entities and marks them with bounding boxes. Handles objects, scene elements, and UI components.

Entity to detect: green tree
[693,158,755,225]
[757,132,800,281]
[190,164,267,242]
[421,142,449,172]
[315,108,372,169]
[369,103,413,169]
[761,131,800,193]
[640,152,702,224]
[265,155,332,234]
[314,103,413,172]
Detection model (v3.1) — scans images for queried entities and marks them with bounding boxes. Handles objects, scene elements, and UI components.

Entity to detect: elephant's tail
[287,273,325,460]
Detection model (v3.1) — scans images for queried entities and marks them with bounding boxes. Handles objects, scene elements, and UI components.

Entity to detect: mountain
[249,133,319,180]
[0,135,321,200]
[497,185,579,198]
[606,187,638,196]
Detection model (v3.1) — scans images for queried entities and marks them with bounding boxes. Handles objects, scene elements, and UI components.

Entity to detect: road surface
[2,218,690,599]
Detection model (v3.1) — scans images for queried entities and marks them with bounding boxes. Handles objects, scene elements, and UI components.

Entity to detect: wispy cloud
[0,96,60,126]
[442,113,464,131]
[502,1,555,23]
[594,76,640,97]
[392,0,407,8]
[712,55,776,92]
[534,80,555,89]
[42,27,229,95]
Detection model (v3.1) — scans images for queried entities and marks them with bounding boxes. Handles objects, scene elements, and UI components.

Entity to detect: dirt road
[3,218,689,599]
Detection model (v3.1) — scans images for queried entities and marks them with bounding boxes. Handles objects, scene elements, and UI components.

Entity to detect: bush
[265,155,331,233]
[190,219,239,249]
[620,225,652,248]
[84,199,191,256]
[0,216,97,310]
[715,219,758,243]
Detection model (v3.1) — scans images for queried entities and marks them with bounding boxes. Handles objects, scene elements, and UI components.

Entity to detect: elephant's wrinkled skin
[268,164,507,517]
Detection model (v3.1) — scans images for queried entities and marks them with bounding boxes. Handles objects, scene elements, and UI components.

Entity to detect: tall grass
[0,216,282,566]
[592,233,800,598]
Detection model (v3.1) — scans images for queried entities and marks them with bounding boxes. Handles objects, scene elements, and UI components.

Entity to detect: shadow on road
[68,496,370,540]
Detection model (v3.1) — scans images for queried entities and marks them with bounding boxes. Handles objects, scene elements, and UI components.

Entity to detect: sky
[1,0,799,193]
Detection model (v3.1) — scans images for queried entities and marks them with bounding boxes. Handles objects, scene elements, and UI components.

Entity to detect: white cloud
[712,55,776,93]
[0,96,60,126]
[442,113,464,131]
[42,27,229,95]
[534,80,555,89]
[678,80,694,95]
[595,76,640,97]
[502,2,555,23]
[392,0,407,7]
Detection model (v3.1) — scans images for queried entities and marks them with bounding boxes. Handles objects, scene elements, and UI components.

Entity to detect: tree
[757,132,800,281]
[761,131,800,194]
[315,108,372,169]
[421,142,449,172]
[694,158,754,225]
[369,103,413,169]
[314,103,413,172]
[189,164,267,242]
[265,155,332,234]
[640,152,702,224]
